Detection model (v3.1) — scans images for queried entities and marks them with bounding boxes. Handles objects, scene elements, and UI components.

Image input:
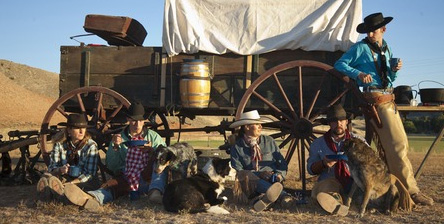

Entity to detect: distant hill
[0,59,59,131]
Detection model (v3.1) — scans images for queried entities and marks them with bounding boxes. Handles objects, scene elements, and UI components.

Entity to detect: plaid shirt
[125,134,149,191]
[106,127,165,175]
[48,138,99,183]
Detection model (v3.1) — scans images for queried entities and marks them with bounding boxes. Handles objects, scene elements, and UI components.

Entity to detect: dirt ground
[0,60,443,223]
[0,152,443,224]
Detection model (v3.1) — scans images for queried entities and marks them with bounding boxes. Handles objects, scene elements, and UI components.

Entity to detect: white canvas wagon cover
[163,0,362,56]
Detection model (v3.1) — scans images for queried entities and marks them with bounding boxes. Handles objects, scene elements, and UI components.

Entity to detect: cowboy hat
[125,101,147,121]
[356,12,393,34]
[229,110,272,128]
[59,114,91,128]
[326,104,350,123]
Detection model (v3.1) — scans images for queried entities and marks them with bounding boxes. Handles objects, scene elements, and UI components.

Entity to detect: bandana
[66,139,87,166]
[243,135,262,171]
[363,37,389,88]
[324,130,352,189]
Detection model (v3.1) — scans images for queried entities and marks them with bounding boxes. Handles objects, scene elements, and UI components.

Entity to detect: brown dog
[342,137,399,217]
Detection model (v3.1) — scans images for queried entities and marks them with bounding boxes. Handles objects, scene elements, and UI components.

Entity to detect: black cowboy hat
[125,102,147,121]
[59,114,91,128]
[356,12,393,34]
[326,104,350,123]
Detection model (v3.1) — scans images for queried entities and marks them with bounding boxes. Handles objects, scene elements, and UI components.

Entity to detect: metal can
[271,173,278,183]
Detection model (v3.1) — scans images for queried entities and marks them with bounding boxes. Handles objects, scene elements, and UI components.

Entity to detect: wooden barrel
[180,60,211,108]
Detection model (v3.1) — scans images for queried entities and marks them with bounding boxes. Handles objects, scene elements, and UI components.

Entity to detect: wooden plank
[397,105,444,112]
[161,53,168,107]
[245,55,252,89]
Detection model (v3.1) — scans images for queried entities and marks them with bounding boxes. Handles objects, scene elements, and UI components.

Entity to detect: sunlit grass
[177,135,444,154]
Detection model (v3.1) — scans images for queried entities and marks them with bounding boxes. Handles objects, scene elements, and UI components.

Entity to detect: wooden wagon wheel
[236,60,366,192]
[145,110,171,146]
[39,86,131,166]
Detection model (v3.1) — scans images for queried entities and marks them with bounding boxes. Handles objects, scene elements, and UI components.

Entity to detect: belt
[363,92,395,105]
[363,86,393,94]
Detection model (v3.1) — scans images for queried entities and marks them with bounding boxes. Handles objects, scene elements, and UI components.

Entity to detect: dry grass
[1,152,443,224]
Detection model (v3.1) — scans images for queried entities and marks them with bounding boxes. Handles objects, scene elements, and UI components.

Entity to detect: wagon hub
[293,118,313,139]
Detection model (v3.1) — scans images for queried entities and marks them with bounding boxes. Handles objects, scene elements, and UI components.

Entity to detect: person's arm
[307,138,325,175]
[48,142,65,175]
[76,140,99,183]
[334,44,364,81]
[386,45,399,83]
[146,129,166,149]
[106,132,128,175]
[269,138,288,179]
[229,141,245,172]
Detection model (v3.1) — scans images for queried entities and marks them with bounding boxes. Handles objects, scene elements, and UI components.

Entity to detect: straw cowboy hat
[59,114,91,128]
[125,102,147,121]
[229,110,272,128]
[326,104,350,123]
[356,12,393,34]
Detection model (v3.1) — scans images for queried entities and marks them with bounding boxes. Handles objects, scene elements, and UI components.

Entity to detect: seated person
[63,102,167,210]
[230,110,294,212]
[37,113,100,201]
[307,104,364,216]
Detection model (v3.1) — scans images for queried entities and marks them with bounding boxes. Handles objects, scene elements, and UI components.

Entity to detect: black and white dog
[162,158,234,214]
[153,142,200,181]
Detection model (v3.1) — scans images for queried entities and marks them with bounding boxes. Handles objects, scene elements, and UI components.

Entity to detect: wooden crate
[84,14,147,46]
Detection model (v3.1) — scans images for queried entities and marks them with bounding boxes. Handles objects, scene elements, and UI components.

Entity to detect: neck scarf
[363,37,389,88]
[324,130,351,189]
[243,135,262,171]
[66,140,80,166]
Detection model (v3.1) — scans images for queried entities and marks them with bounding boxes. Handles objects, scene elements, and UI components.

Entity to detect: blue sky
[1,0,443,90]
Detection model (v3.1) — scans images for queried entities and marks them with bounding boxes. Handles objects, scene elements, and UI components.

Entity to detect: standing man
[334,12,433,206]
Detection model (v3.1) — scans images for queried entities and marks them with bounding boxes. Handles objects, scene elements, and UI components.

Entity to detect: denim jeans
[88,167,167,205]
[255,176,287,197]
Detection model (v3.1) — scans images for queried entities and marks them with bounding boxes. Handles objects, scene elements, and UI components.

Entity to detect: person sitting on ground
[334,12,433,206]
[307,104,364,216]
[230,110,295,212]
[63,102,167,210]
[37,113,100,201]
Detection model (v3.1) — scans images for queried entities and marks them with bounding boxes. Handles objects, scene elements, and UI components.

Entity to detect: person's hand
[275,173,283,182]
[358,73,373,84]
[59,164,69,175]
[112,134,122,151]
[392,59,402,71]
[139,141,152,152]
[258,171,274,181]
[323,156,337,168]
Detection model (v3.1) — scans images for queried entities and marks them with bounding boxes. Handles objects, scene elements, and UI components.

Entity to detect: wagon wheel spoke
[285,138,298,164]
[76,93,86,113]
[99,104,125,133]
[309,134,317,142]
[279,134,294,149]
[270,131,290,139]
[284,138,298,163]
[252,91,295,123]
[309,88,350,121]
[300,138,307,192]
[297,66,304,118]
[146,111,171,146]
[91,92,104,125]
[272,73,298,121]
[56,106,69,119]
[304,73,327,119]
[313,128,328,135]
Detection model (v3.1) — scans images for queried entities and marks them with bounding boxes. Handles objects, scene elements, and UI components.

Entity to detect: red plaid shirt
[124,135,149,191]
